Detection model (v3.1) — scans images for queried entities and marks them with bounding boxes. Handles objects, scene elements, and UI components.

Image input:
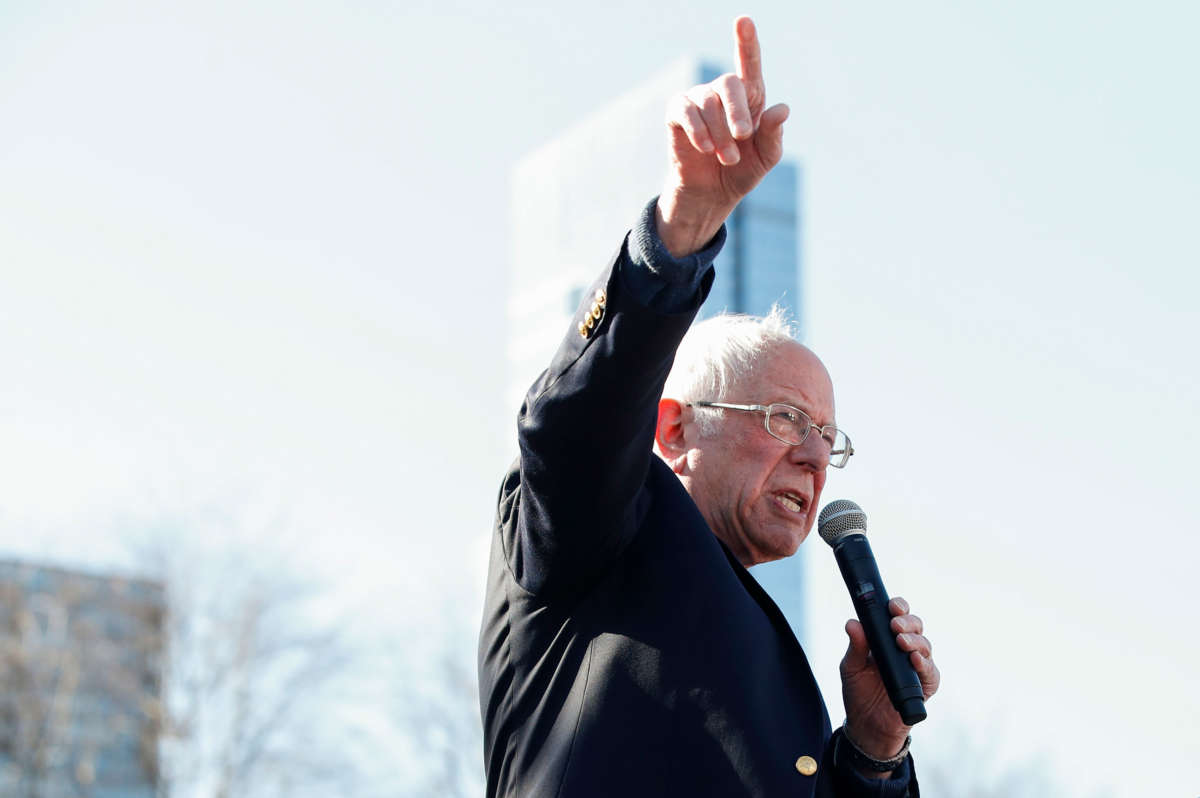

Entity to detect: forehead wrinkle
[727,340,836,424]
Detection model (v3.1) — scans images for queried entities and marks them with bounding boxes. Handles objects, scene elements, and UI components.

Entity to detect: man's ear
[655,398,691,473]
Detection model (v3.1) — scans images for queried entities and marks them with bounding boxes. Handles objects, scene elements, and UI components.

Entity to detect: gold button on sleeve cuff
[794,755,818,776]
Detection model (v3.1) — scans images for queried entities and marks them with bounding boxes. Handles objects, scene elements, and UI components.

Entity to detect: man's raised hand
[656,16,790,257]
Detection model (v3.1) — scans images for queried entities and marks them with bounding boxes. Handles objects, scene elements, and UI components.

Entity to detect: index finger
[734,16,764,93]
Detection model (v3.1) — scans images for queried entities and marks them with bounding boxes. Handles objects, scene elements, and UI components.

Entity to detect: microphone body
[819,501,927,726]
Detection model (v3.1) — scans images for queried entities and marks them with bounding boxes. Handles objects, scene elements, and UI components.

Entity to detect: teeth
[779,495,803,513]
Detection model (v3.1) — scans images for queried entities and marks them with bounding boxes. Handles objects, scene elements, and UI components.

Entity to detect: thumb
[840,618,872,675]
[753,102,789,169]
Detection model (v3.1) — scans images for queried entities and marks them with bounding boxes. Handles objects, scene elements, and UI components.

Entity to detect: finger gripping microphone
[818,499,927,726]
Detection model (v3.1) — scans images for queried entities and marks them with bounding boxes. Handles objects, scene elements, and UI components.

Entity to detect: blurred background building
[0,560,164,798]
[508,58,808,643]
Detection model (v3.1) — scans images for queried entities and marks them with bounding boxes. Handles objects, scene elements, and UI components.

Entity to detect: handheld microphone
[818,499,927,726]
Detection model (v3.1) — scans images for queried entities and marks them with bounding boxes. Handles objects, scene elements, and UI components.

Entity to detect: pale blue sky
[2,2,1197,795]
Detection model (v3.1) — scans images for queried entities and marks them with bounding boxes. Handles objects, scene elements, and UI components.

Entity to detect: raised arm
[511,17,789,596]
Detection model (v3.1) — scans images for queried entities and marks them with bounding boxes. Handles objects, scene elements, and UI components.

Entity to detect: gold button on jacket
[794,755,818,776]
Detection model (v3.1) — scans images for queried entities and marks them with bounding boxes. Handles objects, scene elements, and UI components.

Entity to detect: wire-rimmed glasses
[687,401,855,468]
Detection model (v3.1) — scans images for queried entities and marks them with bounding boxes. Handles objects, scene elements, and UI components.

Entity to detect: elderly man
[479,17,939,797]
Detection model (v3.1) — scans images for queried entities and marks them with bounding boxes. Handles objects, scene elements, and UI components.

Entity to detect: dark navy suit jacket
[479,219,916,797]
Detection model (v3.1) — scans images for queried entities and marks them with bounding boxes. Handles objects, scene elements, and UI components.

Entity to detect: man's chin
[783,529,808,556]
[747,528,807,566]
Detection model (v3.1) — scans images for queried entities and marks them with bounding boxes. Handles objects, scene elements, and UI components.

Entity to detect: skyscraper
[508,59,807,642]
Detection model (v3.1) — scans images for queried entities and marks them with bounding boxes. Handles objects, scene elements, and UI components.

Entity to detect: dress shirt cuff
[620,196,724,314]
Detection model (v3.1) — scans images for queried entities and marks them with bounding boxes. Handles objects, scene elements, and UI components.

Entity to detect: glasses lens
[766,404,810,445]
[828,429,852,468]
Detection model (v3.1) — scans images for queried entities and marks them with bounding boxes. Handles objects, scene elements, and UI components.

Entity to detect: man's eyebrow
[771,397,835,425]
[770,397,811,413]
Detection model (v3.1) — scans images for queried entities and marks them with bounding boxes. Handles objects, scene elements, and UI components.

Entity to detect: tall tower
[508,59,807,643]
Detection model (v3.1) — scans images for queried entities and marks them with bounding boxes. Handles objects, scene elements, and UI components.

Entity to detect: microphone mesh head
[818,499,868,546]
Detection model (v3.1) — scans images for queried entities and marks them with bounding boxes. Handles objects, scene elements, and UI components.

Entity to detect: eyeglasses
[686,401,855,468]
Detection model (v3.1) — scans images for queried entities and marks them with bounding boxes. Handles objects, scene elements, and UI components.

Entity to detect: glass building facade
[508,59,810,644]
[0,560,164,798]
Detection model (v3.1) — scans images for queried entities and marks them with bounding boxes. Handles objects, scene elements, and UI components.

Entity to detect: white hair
[662,305,799,437]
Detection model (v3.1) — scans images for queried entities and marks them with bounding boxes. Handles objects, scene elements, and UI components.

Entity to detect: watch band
[838,726,911,773]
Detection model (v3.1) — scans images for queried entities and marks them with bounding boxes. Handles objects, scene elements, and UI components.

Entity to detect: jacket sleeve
[818,728,919,797]
[508,202,719,596]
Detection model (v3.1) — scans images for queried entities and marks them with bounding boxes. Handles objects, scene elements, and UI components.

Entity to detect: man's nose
[788,431,830,470]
